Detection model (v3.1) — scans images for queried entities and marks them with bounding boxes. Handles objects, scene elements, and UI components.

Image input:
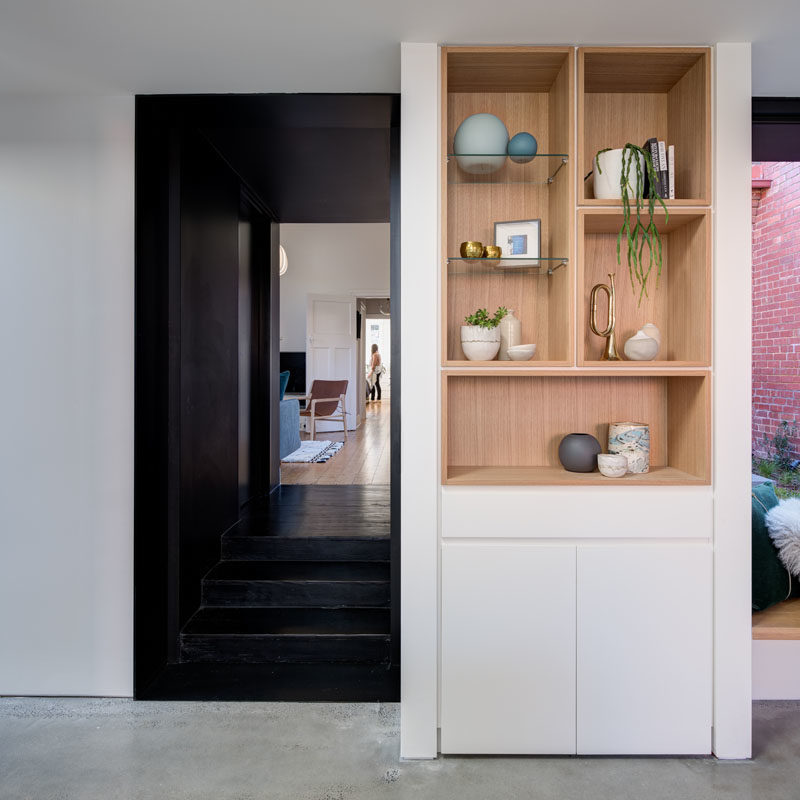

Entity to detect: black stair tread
[223,517,390,540]
[222,537,390,562]
[182,607,390,636]
[204,561,389,583]
[138,663,399,702]
[244,484,390,509]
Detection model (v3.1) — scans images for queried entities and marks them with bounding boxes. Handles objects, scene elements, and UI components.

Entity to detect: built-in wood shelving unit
[441,46,712,486]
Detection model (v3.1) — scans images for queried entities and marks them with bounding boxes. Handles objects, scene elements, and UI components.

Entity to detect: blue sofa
[280,398,301,459]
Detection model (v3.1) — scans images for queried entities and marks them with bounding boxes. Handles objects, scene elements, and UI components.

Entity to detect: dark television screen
[280,352,306,394]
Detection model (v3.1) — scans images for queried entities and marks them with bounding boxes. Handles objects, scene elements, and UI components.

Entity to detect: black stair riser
[180,635,390,664]
[202,580,390,608]
[222,538,390,562]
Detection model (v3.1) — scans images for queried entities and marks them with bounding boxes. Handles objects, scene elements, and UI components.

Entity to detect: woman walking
[367,343,383,402]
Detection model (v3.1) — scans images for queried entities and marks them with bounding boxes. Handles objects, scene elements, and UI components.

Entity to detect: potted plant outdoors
[460,306,508,361]
[593,144,669,305]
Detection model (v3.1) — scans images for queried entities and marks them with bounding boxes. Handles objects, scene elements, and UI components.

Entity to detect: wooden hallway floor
[281,398,390,486]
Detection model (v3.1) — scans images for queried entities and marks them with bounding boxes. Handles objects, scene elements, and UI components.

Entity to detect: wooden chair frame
[302,393,348,441]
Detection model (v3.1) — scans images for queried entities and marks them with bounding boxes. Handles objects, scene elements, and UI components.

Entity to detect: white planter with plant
[460,306,507,361]
[594,143,669,305]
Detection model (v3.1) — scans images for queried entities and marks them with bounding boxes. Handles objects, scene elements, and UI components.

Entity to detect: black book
[643,138,659,197]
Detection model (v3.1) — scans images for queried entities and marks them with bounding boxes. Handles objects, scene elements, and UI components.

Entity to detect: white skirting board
[753,640,800,700]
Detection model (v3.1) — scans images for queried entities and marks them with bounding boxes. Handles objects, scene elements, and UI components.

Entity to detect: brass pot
[460,241,483,258]
[483,245,502,259]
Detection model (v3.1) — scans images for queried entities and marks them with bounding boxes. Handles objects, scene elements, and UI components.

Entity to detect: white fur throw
[766,498,800,577]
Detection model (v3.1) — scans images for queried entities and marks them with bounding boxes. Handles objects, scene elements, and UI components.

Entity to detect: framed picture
[494,219,541,259]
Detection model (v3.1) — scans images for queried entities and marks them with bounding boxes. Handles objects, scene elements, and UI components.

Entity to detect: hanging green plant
[595,144,669,305]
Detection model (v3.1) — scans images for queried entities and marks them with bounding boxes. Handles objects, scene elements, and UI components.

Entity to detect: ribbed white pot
[593,148,646,200]
[460,325,501,361]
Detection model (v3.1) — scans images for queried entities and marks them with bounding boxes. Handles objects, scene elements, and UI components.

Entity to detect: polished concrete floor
[1,699,799,800]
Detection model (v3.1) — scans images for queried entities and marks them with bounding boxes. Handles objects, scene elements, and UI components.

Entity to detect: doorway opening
[751,99,800,699]
[134,94,400,700]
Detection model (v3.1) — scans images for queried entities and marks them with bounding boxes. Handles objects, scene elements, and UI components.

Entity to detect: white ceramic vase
[623,331,659,361]
[497,309,522,360]
[593,148,646,200]
[608,422,650,474]
[461,325,501,361]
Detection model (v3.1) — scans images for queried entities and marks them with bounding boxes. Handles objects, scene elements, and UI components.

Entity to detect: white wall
[712,43,753,759]
[399,42,440,760]
[279,223,390,351]
[0,96,135,696]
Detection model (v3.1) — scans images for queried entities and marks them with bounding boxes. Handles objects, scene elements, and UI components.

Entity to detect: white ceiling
[0,0,796,96]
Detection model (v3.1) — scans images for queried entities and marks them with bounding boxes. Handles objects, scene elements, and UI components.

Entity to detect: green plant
[464,306,508,329]
[757,460,777,479]
[595,144,669,305]
[762,420,799,471]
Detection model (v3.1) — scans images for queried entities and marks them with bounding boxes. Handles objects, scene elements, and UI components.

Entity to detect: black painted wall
[178,132,242,627]
[135,94,396,695]
[135,102,279,693]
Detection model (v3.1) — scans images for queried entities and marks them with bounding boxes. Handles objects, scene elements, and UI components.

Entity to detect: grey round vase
[558,433,602,473]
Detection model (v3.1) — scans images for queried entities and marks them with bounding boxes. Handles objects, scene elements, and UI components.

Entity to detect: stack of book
[643,138,675,200]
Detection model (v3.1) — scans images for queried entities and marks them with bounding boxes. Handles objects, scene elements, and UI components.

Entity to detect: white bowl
[507,344,536,361]
[597,453,629,478]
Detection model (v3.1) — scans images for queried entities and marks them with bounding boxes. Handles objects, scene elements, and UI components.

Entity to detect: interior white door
[441,542,577,754]
[577,543,712,755]
[306,294,357,431]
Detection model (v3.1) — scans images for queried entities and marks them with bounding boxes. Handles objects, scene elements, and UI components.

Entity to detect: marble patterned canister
[608,422,650,474]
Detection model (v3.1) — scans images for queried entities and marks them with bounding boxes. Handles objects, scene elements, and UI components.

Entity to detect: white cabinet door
[577,544,712,755]
[441,543,576,754]
[306,293,357,431]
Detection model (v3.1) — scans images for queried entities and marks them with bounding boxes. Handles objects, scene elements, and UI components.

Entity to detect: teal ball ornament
[508,132,538,164]
[453,113,509,174]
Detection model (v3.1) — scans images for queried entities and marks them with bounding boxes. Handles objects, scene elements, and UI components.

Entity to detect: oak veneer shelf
[752,599,800,641]
[440,45,712,487]
[579,208,711,366]
[442,46,574,366]
[442,373,710,486]
[578,47,711,205]
[446,465,707,486]
[442,367,710,378]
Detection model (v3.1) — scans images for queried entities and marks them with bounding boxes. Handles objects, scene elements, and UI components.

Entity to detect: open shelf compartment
[442,371,710,486]
[578,208,710,366]
[443,47,574,366]
[578,47,711,205]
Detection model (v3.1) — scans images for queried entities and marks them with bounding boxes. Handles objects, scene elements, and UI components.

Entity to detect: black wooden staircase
[177,485,395,690]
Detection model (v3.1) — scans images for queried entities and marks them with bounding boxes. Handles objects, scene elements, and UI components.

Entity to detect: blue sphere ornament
[453,113,509,174]
[507,132,538,164]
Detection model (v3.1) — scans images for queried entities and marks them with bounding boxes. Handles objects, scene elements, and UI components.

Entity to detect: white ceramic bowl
[597,453,629,478]
[507,344,536,361]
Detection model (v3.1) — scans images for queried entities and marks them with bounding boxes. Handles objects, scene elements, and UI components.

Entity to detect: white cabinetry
[440,541,712,755]
[577,543,712,754]
[441,543,577,754]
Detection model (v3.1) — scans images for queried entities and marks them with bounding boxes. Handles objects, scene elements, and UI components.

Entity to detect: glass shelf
[447,257,568,275]
[447,153,568,185]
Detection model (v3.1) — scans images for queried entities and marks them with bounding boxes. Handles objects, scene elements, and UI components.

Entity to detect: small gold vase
[460,241,483,258]
[483,245,502,259]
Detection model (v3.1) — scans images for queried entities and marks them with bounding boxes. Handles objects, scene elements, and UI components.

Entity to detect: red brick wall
[752,162,800,459]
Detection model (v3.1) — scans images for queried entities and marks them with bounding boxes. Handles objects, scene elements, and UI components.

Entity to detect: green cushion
[279,370,290,401]
[752,482,792,611]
